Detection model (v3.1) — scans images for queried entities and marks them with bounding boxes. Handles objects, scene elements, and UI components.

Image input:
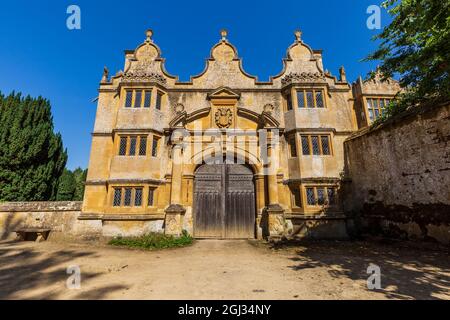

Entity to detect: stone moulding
[0,201,82,212]
[281,72,326,86]
[122,71,167,85]
[78,213,165,221]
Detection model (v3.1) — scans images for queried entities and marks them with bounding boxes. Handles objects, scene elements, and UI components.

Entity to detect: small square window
[134,188,143,206]
[301,136,310,155]
[124,188,132,206]
[129,137,137,156]
[113,188,122,206]
[321,136,330,155]
[306,91,314,108]
[139,136,147,156]
[297,91,305,108]
[148,188,155,206]
[315,91,324,108]
[119,137,127,156]
[311,136,320,155]
[125,91,133,108]
[306,188,316,205]
[144,91,152,108]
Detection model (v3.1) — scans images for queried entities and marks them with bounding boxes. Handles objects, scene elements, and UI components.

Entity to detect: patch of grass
[109,230,194,250]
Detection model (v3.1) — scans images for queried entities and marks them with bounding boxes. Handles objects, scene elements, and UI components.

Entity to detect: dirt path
[0,239,448,300]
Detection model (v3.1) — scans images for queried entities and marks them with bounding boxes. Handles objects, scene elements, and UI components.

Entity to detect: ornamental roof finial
[220,29,228,41]
[294,29,302,41]
[145,29,153,42]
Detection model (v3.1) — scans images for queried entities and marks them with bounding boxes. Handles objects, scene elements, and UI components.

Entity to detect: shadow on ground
[270,239,450,300]
[0,241,127,299]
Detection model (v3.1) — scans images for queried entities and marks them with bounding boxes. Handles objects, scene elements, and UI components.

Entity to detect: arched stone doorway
[193,163,256,239]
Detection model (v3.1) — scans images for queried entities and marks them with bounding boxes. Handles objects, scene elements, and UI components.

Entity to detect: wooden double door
[193,164,256,239]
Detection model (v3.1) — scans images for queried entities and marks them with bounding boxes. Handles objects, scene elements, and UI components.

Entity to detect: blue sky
[0,0,390,170]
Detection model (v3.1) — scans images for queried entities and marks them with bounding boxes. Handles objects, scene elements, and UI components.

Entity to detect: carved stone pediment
[207,87,241,100]
[281,72,326,86]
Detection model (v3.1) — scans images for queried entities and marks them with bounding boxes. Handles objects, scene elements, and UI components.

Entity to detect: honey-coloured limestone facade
[81,29,400,239]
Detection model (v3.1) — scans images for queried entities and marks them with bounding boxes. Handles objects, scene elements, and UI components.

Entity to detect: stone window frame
[287,134,298,158]
[289,185,302,208]
[365,96,393,123]
[296,88,326,109]
[303,185,339,207]
[300,134,333,156]
[151,135,161,158]
[117,134,149,157]
[122,87,156,109]
[155,90,164,110]
[109,185,155,208]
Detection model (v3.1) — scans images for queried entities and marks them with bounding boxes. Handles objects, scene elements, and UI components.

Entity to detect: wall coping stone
[0,201,82,212]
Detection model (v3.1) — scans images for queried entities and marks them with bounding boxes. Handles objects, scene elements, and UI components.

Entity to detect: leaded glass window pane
[368,109,374,121]
[379,99,385,109]
[124,188,132,206]
[134,188,143,206]
[292,188,301,207]
[317,188,326,205]
[125,91,133,108]
[374,108,380,118]
[289,137,297,157]
[315,91,324,108]
[119,137,127,156]
[311,136,320,155]
[144,91,152,108]
[306,91,314,108]
[152,137,159,157]
[134,91,142,108]
[139,136,147,156]
[306,188,315,205]
[297,91,305,108]
[129,137,137,156]
[321,136,330,155]
[301,136,310,155]
[148,188,155,206]
[286,94,293,110]
[113,188,122,206]
[327,188,336,205]
[156,92,162,110]
[367,98,372,109]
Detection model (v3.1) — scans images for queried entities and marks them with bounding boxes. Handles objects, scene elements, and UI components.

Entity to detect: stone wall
[0,202,165,241]
[343,103,450,243]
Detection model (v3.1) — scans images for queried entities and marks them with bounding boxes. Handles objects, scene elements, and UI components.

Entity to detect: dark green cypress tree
[0,92,67,201]
[56,169,76,201]
[73,167,87,201]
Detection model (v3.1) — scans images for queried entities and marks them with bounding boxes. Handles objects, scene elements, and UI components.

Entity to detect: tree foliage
[56,167,87,201]
[366,0,450,116]
[0,92,67,201]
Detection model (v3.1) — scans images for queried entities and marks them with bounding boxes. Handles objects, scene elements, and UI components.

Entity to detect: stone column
[264,134,285,238]
[165,144,186,236]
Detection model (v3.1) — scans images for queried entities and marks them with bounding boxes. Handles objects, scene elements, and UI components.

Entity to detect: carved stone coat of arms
[215,108,233,128]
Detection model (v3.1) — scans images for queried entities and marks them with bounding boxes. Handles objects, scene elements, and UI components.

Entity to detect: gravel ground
[0,239,448,300]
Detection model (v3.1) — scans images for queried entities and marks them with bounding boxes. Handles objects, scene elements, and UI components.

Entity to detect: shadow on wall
[0,214,23,241]
[0,242,127,299]
[271,239,450,300]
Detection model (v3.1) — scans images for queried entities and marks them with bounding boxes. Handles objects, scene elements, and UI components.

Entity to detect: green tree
[56,169,76,201]
[366,0,450,116]
[73,167,87,201]
[0,92,67,201]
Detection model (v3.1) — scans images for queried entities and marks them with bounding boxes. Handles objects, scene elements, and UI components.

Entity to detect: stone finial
[101,66,109,83]
[220,29,228,41]
[339,66,347,82]
[145,29,153,42]
[294,29,302,41]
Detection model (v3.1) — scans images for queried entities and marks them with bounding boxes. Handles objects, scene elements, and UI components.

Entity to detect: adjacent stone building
[81,29,400,239]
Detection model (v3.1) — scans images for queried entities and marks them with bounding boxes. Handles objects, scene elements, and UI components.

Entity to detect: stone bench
[15,228,51,242]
